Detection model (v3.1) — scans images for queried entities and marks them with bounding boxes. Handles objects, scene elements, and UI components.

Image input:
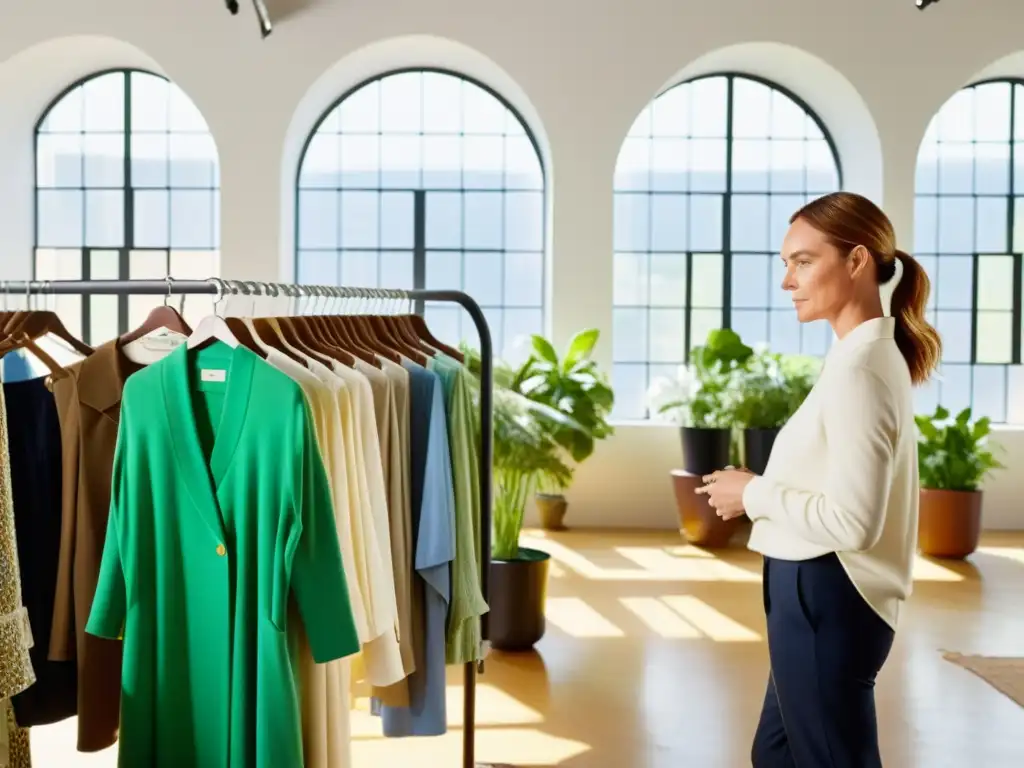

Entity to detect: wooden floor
[31,529,1024,767]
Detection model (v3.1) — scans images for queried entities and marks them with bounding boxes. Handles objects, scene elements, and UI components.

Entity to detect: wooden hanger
[119,277,193,364]
[283,286,355,367]
[390,312,443,360]
[292,287,362,367]
[267,286,334,366]
[406,312,464,363]
[247,285,328,367]
[0,333,68,380]
[2,282,93,357]
[376,289,438,358]
[362,289,427,365]
[337,288,402,364]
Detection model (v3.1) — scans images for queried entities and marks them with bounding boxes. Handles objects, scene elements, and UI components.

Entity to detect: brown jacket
[49,340,140,752]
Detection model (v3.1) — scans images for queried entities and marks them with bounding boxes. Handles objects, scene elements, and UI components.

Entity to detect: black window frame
[33,66,220,342]
[914,76,1024,423]
[612,71,843,420]
[292,66,549,361]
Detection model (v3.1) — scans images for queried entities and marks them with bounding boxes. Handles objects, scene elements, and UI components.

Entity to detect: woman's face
[779,217,858,324]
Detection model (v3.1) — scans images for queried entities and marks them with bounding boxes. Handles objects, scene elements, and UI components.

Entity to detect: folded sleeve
[287,394,361,663]
[742,365,898,552]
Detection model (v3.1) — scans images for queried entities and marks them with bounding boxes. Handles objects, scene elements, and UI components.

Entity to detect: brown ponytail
[791,192,942,385]
[890,249,942,385]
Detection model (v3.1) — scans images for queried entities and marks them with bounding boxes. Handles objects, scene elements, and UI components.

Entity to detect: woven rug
[943,652,1024,707]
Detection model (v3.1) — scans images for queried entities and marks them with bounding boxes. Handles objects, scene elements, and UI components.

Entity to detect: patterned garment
[0,368,35,768]
[2,698,31,768]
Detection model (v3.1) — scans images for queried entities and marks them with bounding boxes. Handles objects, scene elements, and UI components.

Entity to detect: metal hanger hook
[207,277,226,316]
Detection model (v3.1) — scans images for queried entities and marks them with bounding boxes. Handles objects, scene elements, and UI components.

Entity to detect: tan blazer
[49,340,140,752]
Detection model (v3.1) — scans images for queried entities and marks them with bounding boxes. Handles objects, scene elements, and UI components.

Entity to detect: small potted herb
[650,328,753,475]
[729,351,819,473]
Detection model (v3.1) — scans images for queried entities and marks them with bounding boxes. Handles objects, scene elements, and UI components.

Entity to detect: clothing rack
[1,277,493,768]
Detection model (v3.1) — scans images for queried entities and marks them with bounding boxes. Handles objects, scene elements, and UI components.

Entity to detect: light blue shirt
[378,361,456,737]
[2,349,34,383]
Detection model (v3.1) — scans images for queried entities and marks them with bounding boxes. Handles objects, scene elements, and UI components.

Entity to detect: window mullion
[413,189,426,316]
[120,71,133,334]
[722,75,734,331]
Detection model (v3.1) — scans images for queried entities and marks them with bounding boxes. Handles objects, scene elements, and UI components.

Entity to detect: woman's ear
[847,245,873,279]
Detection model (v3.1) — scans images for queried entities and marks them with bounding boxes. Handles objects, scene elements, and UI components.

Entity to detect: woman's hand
[694,467,756,520]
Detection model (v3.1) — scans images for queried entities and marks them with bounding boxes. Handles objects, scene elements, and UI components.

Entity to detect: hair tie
[880,253,901,285]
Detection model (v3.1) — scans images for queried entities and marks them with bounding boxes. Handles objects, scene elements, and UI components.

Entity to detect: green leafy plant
[459,343,585,560]
[653,328,754,428]
[507,330,615,490]
[915,405,1004,491]
[729,350,821,428]
[490,391,576,559]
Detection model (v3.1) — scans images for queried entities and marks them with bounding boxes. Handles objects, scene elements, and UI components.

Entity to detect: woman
[696,191,941,767]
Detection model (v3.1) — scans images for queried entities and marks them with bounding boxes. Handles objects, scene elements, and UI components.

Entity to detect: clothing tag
[200,369,227,383]
[141,330,187,351]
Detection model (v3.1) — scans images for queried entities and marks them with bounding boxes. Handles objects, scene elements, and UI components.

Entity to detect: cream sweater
[742,316,919,630]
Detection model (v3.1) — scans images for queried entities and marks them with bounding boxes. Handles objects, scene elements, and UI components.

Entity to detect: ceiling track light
[916,0,940,9]
[224,0,272,38]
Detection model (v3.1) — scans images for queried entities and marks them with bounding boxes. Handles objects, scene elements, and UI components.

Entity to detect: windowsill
[608,419,1024,432]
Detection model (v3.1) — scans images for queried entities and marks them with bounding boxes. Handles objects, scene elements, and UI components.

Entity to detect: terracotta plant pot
[536,493,568,531]
[670,469,743,548]
[918,488,983,559]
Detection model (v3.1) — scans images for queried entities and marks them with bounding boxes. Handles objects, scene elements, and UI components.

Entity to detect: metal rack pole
[2,278,493,768]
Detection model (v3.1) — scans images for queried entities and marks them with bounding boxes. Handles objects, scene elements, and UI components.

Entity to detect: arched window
[34,69,220,343]
[295,68,546,362]
[612,73,841,420]
[914,78,1024,423]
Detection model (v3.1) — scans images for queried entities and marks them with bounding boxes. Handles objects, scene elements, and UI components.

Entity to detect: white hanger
[187,278,239,350]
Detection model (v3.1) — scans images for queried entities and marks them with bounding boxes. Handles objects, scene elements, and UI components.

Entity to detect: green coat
[86,342,360,767]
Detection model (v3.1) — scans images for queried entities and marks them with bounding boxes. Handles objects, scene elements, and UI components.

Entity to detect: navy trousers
[752,554,895,768]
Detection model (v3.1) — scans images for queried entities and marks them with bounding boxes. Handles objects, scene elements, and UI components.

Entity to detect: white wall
[0,0,1021,528]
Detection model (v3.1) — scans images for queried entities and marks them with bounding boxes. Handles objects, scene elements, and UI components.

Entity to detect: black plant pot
[743,427,781,475]
[488,547,551,652]
[680,426,732,475]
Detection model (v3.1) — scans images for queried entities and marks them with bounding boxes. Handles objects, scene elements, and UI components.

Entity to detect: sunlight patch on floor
[620,596,703,638]
[352,684,544,732]
[524,537,758,582]
[976,546,1024,566]
[351,726,591,766]
[661,595,762,642]
[32,718,115,766]
[544,597,624,637]
[614,546,760,582]
[912,555,967,581]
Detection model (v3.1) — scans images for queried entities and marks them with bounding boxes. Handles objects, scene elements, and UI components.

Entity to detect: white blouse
[742,316,919,630]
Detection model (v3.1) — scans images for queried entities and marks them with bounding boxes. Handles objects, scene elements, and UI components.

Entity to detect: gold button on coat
[216,544,226,556]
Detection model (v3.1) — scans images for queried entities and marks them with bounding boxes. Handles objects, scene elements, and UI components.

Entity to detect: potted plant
[487,389,577,650]
[459,344,584,650]
[729,351,820,474]
[915,405,1004,559]
[650,328,753,474]
[506,329,615,530]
